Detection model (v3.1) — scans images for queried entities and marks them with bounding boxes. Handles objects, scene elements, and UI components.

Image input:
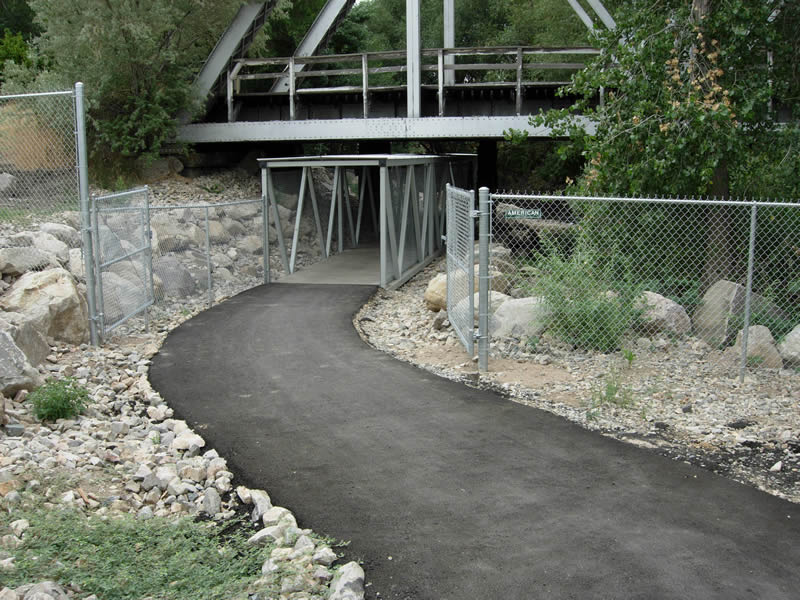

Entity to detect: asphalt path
[149,283,800,600]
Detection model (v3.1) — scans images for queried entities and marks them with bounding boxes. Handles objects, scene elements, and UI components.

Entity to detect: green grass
[28,377,89,422]
[2,509,274,600]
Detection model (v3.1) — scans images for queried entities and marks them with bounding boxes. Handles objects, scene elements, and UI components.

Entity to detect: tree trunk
[692,0,733,289]
[703,161,733,289]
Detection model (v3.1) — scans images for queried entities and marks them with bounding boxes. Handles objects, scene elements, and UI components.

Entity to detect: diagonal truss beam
[271,0,357,93]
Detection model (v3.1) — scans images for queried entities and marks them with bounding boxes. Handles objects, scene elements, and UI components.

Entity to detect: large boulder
[150,216,203,253]
[152,256,197,298]
[0,172,18,195]
[0,268,89,345]
[207,220,231,244]
[0,247,58,276]
[778,324,800,367]
[726,325,783,369]
[39,222,81,248]
[453,291,511,325]
[424,273,447,311]
[30,231,69,264]
[489,296,550,339]
[693,280,785,347]
[0,330,44,396]
[637,291,691,336]
[424,268,510,312]
[239,235,264,255]
[0,312,49,367]
[99,272,147,326]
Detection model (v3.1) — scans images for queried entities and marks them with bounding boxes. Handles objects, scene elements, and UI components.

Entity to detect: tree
[537,0,798,197]
[0,0,41,39]
[3,0,249,164]
[530,0,800,297]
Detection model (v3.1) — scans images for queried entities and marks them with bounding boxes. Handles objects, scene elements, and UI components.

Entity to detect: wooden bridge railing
[225,46,601,122]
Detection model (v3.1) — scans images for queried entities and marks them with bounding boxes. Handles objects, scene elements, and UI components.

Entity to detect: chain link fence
[445,184,476,355]
[485,192,800,380]
[91,188,154,337]
[0,90,80,224]
[90,194,269,339]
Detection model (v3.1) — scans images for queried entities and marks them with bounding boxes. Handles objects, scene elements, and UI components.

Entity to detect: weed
[198,182,223,194]
[622,348,636,368]
[28,378,89,422]
[587,368,634,419]
[1,510,272,600]
[746,355,765,368]
[526,335,540,352]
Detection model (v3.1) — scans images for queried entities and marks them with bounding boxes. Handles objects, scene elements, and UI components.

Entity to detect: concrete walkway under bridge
[261,154,474,289]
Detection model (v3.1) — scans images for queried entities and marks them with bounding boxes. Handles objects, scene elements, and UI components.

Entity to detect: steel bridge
[178,0,615,145]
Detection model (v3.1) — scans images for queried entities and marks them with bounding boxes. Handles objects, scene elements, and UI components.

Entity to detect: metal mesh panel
[446,185,475,355]
[0,91,79,224]
[488,192,800,380]
[149,199,266,316]
[92,188,153,337]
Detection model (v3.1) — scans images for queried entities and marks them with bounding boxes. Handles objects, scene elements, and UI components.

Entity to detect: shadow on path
[149,283,800,600]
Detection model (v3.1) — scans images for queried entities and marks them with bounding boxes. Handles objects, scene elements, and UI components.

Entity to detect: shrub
[28,377,89,422]
[535,249,644,352]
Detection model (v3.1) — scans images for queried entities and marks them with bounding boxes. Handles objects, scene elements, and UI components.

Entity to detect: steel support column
[406,0,422,118]
[443,0,455,86]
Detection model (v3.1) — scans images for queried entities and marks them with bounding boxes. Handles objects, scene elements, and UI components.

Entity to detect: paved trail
[149,283,800,600]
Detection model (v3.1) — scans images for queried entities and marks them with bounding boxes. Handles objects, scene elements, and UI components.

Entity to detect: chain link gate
[90,187,154,339]
[445,184,476,355]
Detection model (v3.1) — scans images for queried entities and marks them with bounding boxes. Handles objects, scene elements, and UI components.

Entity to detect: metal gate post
[739,203,758,382]
[76,82,99,346]
[477,187,490,372]
[204,207,213,309]
[262,166,270,283]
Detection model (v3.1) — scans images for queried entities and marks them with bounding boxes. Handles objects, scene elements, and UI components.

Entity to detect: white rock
[329,561,366,600]
[312,545,338,566]
[770,461,783,472]
[0,267,89,345]
[202,488,221,515]
[778,324,800,367]
[247,524,286,546]
[638,291,691,336]
[40,223,81,248]
[489,296,550,339]
[250,489,273,522]
[262,506,296,528]
[236,485,252,504]
[170,430,205,451]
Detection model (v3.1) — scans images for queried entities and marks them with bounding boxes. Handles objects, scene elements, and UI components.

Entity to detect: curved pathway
[149,283,800,600]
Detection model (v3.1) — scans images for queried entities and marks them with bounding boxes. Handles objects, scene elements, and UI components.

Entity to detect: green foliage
[0,0,41,39]
[535,249,644,352]
[2,510,273,600]
[5,0,245,160]
[534,0,800,197]
[587,367,634,419]
[0,28,30,82]
[28,377,89,422]
[622,348,636,368]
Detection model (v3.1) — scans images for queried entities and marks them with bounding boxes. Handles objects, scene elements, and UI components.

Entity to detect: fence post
[739,202,758,382]
[144,185,154,332]
[76,82,99,346]
[478,187,490,372]
[204,207,213,309]
[262,166,270,284]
